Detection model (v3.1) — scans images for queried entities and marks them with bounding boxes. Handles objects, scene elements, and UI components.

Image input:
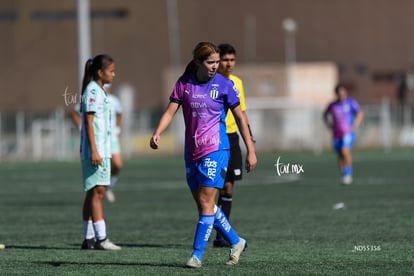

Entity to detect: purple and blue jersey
[170,72,240,162]
[325,97,360,139]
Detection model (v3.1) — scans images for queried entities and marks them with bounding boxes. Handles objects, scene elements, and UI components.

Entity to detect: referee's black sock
[218,195,232,220]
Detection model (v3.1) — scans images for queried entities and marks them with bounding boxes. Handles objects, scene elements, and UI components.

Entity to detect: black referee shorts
[225,132,243,182]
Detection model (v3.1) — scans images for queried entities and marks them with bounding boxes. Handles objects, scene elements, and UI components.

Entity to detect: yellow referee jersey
[226,74,246,134]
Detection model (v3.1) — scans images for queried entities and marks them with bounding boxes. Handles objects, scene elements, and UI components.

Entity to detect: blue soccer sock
[213,206,240,245]
[192,215,214,260]
[342,165,352,176]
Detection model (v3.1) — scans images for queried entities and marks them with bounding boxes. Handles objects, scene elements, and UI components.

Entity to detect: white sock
[93,220,107,241]
[83,220,95,239]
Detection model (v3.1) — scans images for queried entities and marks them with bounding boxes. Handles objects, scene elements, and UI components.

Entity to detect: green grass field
[1,149,413,275]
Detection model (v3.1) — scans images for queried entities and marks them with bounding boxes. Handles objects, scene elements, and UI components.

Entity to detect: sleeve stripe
[229,102,240,110]
[170,97,181,104]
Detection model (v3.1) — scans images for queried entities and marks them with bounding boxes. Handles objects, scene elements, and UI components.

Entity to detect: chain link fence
[1,99,413,161]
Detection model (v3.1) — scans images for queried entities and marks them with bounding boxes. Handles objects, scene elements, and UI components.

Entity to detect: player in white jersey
[71,84,123,202]
[79,54,121,250]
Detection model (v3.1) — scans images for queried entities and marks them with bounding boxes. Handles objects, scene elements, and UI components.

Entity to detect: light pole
[166,0,180,67]
[77,0,91,93]
[281,18,298,146]
[282,18,297,65]
[281,17,297,93]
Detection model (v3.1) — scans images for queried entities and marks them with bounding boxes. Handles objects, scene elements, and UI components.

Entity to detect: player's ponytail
[80,54,114,111]
[81,58,94,96]
[183,60,197,75]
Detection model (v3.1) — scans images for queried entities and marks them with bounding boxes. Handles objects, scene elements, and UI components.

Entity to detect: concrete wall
[1,0,414,112]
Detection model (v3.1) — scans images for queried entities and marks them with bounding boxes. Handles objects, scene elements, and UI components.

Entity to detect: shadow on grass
[116,243,186,248]
[34,260,185,268]
[5,243,185,250]
[5,245,76,250]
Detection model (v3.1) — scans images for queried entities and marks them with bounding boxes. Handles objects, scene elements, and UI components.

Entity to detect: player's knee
[92,186,106,199]
[222,182,233,195]
[341,148,351,156]
[111,166,121,175]
[111,162,123,173]
[197,197,215,213]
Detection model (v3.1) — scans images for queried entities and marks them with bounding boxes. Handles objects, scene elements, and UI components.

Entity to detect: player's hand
[245,152,257,173]
[352,124,360,132]
[90,151,102,166]
[150,135,159,149]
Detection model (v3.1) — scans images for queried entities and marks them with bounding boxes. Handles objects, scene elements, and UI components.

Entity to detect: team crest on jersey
[101,167,109,178]
[210,87,219,99]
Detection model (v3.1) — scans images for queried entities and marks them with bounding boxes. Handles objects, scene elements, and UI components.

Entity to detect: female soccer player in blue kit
[323,83,363,185]
[150,42,257,268]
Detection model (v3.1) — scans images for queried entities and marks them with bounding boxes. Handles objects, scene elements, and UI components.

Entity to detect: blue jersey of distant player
[169,72,240,162]
[325,97,360,151]
[325,97,360,139]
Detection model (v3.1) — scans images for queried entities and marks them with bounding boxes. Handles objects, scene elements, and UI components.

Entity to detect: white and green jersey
[80,81,112,160]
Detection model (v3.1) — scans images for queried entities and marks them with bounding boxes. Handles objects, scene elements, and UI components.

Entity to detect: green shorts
[81,158,111,191]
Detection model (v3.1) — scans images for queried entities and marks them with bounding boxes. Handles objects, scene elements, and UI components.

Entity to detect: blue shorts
[333,132,355,152]
[185,150,229,193]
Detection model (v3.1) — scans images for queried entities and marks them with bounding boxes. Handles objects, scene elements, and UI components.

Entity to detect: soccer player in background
[213,43,255,247]
[323,83,363,185]
[79,54,121,250]
[150,42,257,268]
[71,84,123,203]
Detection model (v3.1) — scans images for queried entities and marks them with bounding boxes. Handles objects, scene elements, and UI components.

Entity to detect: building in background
[1,0,414,159]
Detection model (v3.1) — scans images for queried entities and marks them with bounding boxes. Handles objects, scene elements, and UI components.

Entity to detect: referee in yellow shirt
[214,43,256,247]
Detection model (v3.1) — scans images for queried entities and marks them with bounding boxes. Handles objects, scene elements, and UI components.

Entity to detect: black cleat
[81,238,96,250]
